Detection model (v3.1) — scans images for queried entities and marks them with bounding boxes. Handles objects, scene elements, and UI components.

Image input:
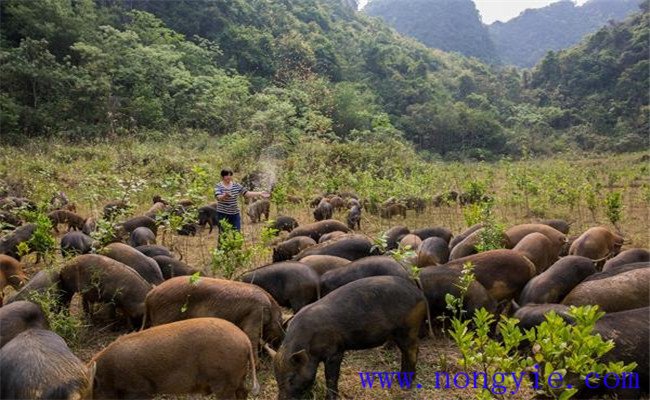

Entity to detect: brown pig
[444,249,537,302]
[144,277,284,352]
[512,232,558,274]
[0,255,27,301]
[100,242,164,285]
[569,226,625,262]
[59,254,152,327]
[47,210,85,232]
[91,318,259,399]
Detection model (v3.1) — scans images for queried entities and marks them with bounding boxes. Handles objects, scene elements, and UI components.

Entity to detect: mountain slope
[363,0,498,63]
[0,0,520,158]
[528,2,649,150]
[489,0,641,67]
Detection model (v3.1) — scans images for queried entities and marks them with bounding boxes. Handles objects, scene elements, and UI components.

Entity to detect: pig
[82,216,97,236]
[320,255,412,296]
[145,277,284,351]
[240,261,320,313]
[3,269,61,306]
[100,242,164,285]
[327,195,345,210]
[247,199,270,223]
[0,255,27,300]
[309,196,323,208]
[115,215,157,238]
[449,228,510,261]
[103,200,128,220]
[587,307,649,397]
[399,234,422,250]
[151,255,199,280]
[569,226,624,263]
[404,196,427,214]
[298,255,350,276]
[47,210,85,233]
[416,236,450,267]
[294,234,378,261]
[603,248,650,272]
[538,219,571,235]
[380,203,407,219]
[412,226,453,244]
[0,223,36,259]
[128,226,156,247]
[198,204,219,233]
[448,223,484,251]
[318,231,347,243]
[0,211,21,229]
[512,232,557,274]
[287,220,350,242]
[513,303,573,331]
[267,216,299,233]
[384,226,410,251]
[59,254,152,327]
[144,202,168,219]
[518,256,596,305]
[91,318,259,399]
[135,244,173,259]
[273,276,426,400]
[60,231,94,256]
[0,196,36,211]
[432,190,458,207]
[419,265,497,321]
[0,329,93,399]
[287,195,302,204]
[444,250,537,301]
[562,264,649,312]
[346,205,362,230]
[505,223,567,252]
[273,236,317,262]
[347,198,362,209]
[313,199,333,221]
[0,301,49,347]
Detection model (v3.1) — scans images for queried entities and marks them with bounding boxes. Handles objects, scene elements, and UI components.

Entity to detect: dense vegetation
[490,0,641,68]
[363,0,498,63]
[0,0,647,158]
[528,3,649,152]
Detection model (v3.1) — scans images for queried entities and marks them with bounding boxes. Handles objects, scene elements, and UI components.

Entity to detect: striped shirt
[214,182,248,215]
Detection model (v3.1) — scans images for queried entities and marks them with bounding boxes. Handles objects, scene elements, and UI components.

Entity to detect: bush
[26,276,87,347]
[210,220,251,279]
[449,305,637,399]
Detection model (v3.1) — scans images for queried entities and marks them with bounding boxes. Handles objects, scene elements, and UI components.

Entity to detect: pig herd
[0,193,648,399]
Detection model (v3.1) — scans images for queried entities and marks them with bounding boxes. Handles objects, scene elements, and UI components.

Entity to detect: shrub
[210,219,251,279]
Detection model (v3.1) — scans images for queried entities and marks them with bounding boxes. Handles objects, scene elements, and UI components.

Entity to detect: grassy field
[1,136,648,399]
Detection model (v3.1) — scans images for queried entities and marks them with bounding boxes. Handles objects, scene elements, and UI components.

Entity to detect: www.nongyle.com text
[359,367,639,395]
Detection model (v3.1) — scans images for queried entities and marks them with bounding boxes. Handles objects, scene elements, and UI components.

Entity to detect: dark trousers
[216,212,242,232]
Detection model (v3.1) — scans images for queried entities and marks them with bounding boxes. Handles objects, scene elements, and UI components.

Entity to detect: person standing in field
[214,168,269,233]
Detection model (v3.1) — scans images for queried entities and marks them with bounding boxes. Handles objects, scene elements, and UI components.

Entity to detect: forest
[1,0,648,157]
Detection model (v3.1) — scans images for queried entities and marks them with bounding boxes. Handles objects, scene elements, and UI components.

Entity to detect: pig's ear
[290,350,308,367]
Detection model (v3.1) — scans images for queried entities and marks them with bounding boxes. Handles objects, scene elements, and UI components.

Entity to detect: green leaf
[189,271,201,285]
[559,388,578,400]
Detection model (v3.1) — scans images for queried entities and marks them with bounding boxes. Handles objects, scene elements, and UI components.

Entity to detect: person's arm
[214,184,231,201]
[244,190,270,199]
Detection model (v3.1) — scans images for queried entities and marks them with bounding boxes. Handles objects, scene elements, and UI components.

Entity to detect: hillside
[0,0,646,157]
[528,2,649,151]
[363,0,498,63]
[489,0,641,67]
[0,0,523,159]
